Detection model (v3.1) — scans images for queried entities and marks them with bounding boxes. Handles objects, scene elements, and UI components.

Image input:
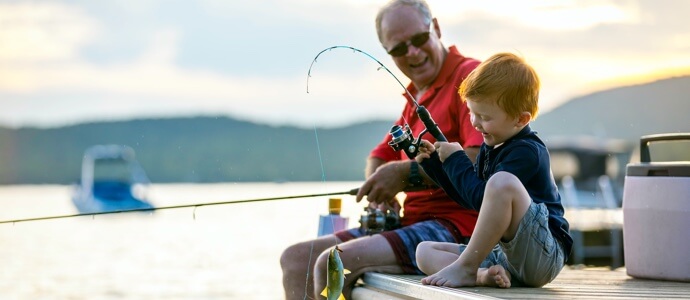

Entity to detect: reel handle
[416,105,447,142]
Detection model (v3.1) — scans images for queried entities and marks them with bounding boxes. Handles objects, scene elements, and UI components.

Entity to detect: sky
[1,0,689,129]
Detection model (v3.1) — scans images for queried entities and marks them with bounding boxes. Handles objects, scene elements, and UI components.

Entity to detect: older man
[280,1,483,298]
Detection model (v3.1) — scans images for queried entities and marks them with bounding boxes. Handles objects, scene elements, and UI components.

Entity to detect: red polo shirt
[370,46,483,238]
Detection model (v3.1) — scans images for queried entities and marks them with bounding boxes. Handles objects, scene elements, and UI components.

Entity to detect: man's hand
[368,198,402,215]
[356,161,407,204]
[435,141,463,162]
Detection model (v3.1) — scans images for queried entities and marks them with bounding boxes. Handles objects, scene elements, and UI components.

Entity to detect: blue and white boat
[72,144,154,213]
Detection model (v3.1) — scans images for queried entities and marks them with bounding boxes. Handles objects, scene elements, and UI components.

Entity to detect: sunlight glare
[430,0,635,30]
[0,3,98,62]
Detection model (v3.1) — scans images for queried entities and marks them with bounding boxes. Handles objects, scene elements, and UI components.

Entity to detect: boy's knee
[486,171,522,195]
[416,241,434,274]
[416,241,434,258]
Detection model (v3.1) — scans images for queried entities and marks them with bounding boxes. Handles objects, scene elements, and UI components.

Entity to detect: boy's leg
[421,171,531,287]
[416,241,462,275]
[499,202,565,287]
[418,242,511,288]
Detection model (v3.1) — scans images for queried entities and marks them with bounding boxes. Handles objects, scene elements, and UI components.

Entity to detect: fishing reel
[388,124,422,159]
[359,206,401,235]
[388,105,447,159]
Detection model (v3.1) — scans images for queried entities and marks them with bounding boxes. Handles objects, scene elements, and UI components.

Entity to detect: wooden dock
[352,267,690,299]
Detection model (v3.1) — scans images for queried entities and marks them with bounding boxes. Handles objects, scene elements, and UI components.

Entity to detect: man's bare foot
[421,263,477,287]
[477,265,511,288]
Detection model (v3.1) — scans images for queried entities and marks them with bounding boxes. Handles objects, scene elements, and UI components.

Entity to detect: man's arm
[364,157,386,178]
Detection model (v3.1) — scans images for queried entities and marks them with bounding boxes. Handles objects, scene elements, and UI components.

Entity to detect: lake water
[0,181,367,299]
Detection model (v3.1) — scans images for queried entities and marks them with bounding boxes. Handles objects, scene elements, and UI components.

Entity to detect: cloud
[435,0,690,108]
[0,2,99,63]
[0,0,689,128]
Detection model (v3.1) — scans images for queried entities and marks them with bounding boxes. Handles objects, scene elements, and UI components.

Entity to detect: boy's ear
[516,112,531,127]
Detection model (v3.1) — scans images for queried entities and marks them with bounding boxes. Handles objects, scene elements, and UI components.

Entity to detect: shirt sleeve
[419,151,476,210]
[442,144,540,211]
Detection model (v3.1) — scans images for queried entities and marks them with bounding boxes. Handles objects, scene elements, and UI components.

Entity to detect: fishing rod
[307,45,447,160]
[0,188,360,225]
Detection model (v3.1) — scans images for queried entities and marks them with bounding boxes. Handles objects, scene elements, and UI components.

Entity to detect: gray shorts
[461,202,565,287]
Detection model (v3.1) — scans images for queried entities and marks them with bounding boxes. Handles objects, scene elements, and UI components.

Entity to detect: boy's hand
[434,141,463,162]
[415,139,435,163]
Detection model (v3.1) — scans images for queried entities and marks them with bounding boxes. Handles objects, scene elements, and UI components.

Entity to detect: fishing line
[308,45,450,161]
[0,189,359,225]
[312,125,340,246]
[307,45,421,108]
[307,46,409,300]
[302,124,338,300]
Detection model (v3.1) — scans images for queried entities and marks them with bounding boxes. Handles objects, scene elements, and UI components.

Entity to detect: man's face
[379,5,445,91]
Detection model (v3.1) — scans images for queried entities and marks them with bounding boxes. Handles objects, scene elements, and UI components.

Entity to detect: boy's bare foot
[477,265,511,288]
[421,263,477,287]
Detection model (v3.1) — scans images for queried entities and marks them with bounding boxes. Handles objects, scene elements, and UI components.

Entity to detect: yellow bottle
[317,198,349,237]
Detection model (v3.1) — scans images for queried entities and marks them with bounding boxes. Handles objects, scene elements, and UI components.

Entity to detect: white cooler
[623,133,690,282]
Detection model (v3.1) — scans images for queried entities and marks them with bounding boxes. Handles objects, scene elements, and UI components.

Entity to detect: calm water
[0,182,366,299]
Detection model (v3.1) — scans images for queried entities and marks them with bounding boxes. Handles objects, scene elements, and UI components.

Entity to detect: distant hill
[1,75,688,185]
[0,117,393,184]
[531,76,690,142]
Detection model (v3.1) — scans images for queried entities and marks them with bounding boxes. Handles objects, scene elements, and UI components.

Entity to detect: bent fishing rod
[0,188,360,225]
[307,45,447,159]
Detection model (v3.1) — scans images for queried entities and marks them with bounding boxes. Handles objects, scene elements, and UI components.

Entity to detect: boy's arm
[420,151,476,210]
[440,151,485,210]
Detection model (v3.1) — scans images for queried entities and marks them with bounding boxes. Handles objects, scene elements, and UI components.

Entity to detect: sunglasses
[387,31,431,57]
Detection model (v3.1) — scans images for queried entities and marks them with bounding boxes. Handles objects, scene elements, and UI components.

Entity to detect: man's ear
[432,18,441,39]
[516,112,532,127]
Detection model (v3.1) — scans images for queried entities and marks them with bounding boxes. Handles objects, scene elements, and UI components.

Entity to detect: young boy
[414,52,572,288]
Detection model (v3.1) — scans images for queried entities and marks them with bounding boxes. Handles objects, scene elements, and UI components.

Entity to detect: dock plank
[353,267,690,300]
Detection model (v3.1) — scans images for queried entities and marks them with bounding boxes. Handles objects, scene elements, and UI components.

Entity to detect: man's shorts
[461,202,565,287]
[335,219,469,274]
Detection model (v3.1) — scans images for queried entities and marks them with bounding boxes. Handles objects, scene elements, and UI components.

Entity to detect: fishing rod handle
[416,105,447,142]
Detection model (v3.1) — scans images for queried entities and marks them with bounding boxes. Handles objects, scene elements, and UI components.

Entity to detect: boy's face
[466,97,523,146]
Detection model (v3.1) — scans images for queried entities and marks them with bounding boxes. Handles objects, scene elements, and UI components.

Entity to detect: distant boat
[71,144,154,213]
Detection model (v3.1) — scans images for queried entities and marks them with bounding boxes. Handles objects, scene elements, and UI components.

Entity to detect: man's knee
[281,240,317,272]
[314,249,330,273]
[280,243,301,271]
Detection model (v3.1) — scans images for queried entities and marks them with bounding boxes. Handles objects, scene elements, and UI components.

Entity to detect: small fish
[321,245,351,300]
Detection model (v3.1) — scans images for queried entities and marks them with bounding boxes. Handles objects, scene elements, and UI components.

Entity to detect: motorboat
[72,144,154,213]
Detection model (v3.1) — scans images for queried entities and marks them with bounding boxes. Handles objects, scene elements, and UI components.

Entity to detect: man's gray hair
[375,0,433,43]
